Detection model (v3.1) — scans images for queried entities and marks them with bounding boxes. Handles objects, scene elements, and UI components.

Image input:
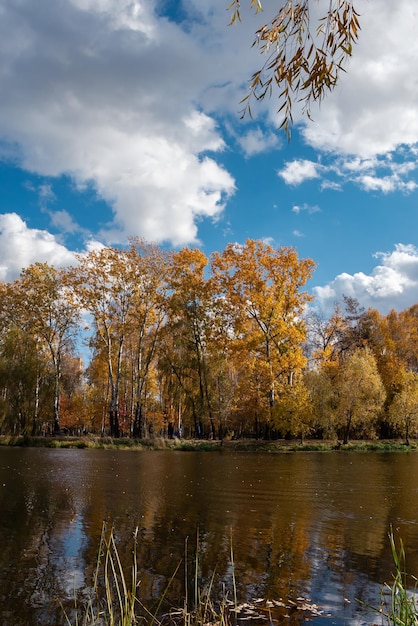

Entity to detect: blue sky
[1,0,418,314]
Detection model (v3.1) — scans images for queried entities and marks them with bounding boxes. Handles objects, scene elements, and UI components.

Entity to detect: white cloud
[320,180,342,192]
[359,176,397,193]
[261,236,276,247]
[0,213,77,281]
[292,203,321,215]
[278,159,320,185]
[0,0,239,248]
[359,174,417,194]
[299,0,418,158]
[314,244,418,314]
[280,152,418,192]
[48,209,84,234]
[0,0,417,284]
[38,183,56,205]
[237,127,281,157]
[0,0,416,261]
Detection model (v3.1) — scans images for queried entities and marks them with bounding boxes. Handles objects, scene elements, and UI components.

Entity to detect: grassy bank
[0,434,416,452]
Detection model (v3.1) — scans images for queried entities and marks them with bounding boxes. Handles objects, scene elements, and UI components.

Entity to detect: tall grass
[61,523,141,625]
[62,524,237,626]
[378,530,418,626]
[61,522,418,626]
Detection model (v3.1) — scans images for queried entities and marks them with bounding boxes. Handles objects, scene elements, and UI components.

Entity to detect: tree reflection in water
[0,447,416,625]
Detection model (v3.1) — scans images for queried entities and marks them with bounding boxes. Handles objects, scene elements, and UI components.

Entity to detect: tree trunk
[343,412,352,445]
[52,357,61,434]
[405,419,410,446]
[31,373,40,436]
[109,405,120,438]
[132,402,143,438]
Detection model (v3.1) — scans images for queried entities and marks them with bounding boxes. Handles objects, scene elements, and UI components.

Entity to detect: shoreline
[0,435,415,452]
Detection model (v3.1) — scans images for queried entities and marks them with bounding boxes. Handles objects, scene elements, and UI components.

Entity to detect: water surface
[1,447,418,625]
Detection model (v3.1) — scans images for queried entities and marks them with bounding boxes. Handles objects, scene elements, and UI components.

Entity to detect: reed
[377,531,418,626]
[62,524,237,626]
[61,523,140,625]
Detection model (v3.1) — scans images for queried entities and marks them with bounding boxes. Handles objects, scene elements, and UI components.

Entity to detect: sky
[0,0,418,315]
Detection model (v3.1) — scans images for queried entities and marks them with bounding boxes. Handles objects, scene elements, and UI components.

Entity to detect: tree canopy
[3,242,418,444]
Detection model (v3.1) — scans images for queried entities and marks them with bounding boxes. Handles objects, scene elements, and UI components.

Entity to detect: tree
[71,246,147,437]
[125,240,169,438]
[358,306,418,409]
[161,248,218,438]
[273,375,314,443]
[211,239,315,437]
[333,348,385,444]
[72,242,169,438]
[229,0,360,135]
[305,304,346,366]
[0,325,50,435]
[388,369,418,446]
[5,264,80,434]
[304,367,336,439]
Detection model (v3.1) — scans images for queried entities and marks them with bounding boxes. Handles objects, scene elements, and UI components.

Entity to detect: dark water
[1,448,418,625]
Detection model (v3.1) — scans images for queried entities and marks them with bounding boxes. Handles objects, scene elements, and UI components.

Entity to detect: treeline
[0,238,417,443]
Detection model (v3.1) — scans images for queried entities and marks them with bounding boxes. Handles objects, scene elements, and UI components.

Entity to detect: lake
[1,447,418,625]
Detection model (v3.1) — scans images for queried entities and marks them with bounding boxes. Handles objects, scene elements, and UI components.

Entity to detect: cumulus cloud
[280,152,418,192]
[358,174,417,194]
[299,0,418,157]
[0,0,240,248]
[278,159,320,185]
[0,213,77,281]
[237,127,281,157]
[1,0,418,289]
[48,209,84,235]
[314,244,418,314]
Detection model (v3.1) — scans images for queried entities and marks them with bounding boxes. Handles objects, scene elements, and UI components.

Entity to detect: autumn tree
[211,239,315,437]
[229,0,360,134]
[352,306,418,413]
[305,304,347,366]
[388,369,418,446]
[333,348,385,444]
[2,264,80,434]
[84,350,110,434]
[59,355,87,434]
[273,375,313,443]
[0,324,50,435]
[161,248,218,438]
[304,367,336,439]
[388,305,418,374]
[0,281,47,434]
[124,240,169,438]
[71,246,144,437]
